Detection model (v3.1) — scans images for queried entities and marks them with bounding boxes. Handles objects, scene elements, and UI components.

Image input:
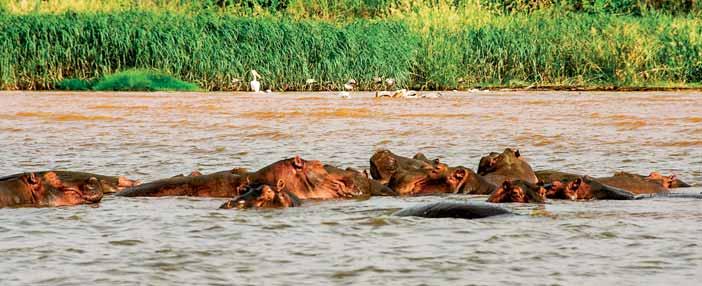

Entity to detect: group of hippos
[1,148,699,219]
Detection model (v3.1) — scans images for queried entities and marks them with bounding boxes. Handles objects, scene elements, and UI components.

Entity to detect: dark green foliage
[91,69,200,91]
[56,78,94,90]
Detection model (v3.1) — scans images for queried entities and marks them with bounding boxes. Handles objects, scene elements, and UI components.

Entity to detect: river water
[1,91,701,285]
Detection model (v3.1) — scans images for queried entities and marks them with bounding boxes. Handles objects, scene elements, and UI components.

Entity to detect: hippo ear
[514,149,521,158]
[572,178,582,189]
[26,172,39,185]
[293,155,304,169]
[433,158,441,165]
[363,169,370,179]
[276,179,286,191]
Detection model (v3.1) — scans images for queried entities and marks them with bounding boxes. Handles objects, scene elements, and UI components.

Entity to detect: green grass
[0,3,701,91]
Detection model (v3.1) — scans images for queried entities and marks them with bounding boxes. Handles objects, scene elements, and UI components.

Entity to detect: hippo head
[487,180,546,203]
[388,165,469,195]
[220,180,301,209]
[477,148,520,176]
[456,167,497,195]
[323,165,396,197]
[545,179,579,201]
[645,172,690,188]
[35,172,104,206]
[478,148,538,184]
[369,150,435,185]
[370,150,401,185]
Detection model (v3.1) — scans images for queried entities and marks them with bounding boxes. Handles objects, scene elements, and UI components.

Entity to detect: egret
[375,91,392,97]
[340,79,356,99]
[250,70,262,93]
[385,78,396,88]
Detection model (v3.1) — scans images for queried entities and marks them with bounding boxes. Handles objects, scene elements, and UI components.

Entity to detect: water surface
[1,91,701,285]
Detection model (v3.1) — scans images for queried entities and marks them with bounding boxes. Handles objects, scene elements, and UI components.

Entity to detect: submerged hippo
[393,202,511,219]
[596,172,670,194]
[535,170,582,185]
[371,150,490,195]
[242,156,379,200]
[0,171,104,208]
[478,148,538,186]
[545,176,639,200]
[117,170,245,197]
[609,171,690,189]
[487,180,546,204]
[219,180,301,209]
[323,165,396,197]
[387,165,470,195]
[17,170,138,194]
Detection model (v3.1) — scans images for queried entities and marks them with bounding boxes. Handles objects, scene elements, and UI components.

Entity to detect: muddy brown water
[1,91,701,285]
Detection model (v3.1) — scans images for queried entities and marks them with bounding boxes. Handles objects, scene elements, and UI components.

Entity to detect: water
[1,91,701,285]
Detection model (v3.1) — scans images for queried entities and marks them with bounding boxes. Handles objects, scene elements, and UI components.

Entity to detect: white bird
[344,79,356,91]
[250,70,261,93]
[421,92,442,98]
[385,78,396,88]
[375,91,392,97]
[340,79,356,98]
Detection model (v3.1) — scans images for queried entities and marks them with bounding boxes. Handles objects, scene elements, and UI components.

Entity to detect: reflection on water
[1,91,701,285]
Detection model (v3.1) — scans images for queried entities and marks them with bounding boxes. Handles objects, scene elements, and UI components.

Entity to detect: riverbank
[1,2,701,91]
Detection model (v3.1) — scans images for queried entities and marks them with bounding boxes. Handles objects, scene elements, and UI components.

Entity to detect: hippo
[535,170,582,185]
[370,150,437,185]
[240,156,375,200]
[117,170,245,197]
[323,165,396,197]
[219,180,301,209]
[393,202,511,219]
[371,150,490,195]
[596,172,670,194]
[386,164,470,195]
[11,170,139,194]
[545,176,639,200]
[478,148,538,186]
[0,171,104,208]
[610,171,691,189]
[457,166,498,195]
[487,180,546,203]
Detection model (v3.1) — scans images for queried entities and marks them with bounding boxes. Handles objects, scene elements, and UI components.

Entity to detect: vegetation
[55,69,200,91]
[0,0,700,91]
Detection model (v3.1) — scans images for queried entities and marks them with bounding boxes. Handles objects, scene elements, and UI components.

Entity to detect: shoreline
[3,86,702,94]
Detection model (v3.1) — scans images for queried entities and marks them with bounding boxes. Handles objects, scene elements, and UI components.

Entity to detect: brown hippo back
[117,170,244,197]
[596,173,669,194]
[478,148,538,186]
[535,170,582,185]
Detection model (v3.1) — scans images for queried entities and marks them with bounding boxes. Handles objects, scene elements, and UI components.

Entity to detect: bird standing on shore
[340,79,356,98]
[250,70,262,93]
